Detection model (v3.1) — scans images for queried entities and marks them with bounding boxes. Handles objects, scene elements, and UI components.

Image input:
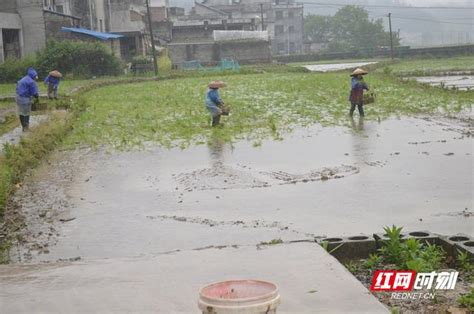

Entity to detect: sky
[169,0,474,7]
[401,0,472,5]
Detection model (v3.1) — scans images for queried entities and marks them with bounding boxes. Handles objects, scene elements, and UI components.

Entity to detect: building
[1,0,79,63]
[193,0,304,55]
[161,2,272,65]
[168,30,272,66]
[0,0,148,63]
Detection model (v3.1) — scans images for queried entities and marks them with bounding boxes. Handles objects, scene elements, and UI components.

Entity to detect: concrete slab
[0,243,388,313]
[303,62,378,72]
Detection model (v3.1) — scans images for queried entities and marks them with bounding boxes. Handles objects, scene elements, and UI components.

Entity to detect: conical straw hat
[49,70,62,78]
[350,68,368,76]
[208,80,226,88]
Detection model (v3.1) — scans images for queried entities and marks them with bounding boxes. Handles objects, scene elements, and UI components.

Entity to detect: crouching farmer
[205,81,227,127]
[44,70,62,99]
[349,68,369,117]
[16,67,39,132]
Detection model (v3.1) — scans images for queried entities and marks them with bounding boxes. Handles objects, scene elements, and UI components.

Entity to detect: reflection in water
[350,116,365,131]
[207,134,226,168]
[350,116,369,168]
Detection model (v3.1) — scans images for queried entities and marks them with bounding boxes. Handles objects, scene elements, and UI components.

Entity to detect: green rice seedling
[457,250,473,272]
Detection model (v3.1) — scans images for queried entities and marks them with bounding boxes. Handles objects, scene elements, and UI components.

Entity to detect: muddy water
[8,116,473,263]
[412,75,474,91]
[0,115,48,152]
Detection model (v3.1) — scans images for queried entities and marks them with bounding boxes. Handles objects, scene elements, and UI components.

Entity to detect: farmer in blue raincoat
[349,68,369,117]
[44,70,62,99]
[205,81,228,127]
[16,67,39,131]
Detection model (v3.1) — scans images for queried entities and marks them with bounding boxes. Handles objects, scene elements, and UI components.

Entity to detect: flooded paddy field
[8,114,472,264]
[1,58,473,312]
[412,75,474,91]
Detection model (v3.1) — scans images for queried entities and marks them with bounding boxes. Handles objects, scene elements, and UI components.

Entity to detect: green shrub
[0,55,37,83]
[456,250,472,272]
[378,225,446,272]
[158,50,172,73]
[131,55,151,65]
[458,288,474,311]
[36,40,123,78]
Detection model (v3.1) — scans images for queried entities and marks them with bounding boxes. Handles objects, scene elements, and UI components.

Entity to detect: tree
[304,6,400,56]
[304,15,332,43]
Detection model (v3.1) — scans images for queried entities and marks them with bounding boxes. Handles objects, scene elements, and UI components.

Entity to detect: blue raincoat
[205,88,223,117]
[16,68,39,98]
[16,68,39,116]
[44,74,60,88]
[349,77,368,105]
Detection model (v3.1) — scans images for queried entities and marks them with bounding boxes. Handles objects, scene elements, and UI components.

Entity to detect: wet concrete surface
[303,62,378,72]
[7,115,473,264]
[0,242,388,313]
[412,75,474,90]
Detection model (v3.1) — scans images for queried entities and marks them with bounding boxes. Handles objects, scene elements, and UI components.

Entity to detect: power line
[390,15,474,26]
[300,1,474,10]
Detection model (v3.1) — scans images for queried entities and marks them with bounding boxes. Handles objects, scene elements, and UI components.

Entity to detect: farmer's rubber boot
[212,115,220,127]
[24,115,30,131]
[358,104,365,117]
[349,103,356,117]
[19,115,26,131]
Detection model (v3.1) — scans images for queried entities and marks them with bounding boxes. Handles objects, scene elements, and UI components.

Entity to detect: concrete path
[0,242,388,313]
[303,62,378,72]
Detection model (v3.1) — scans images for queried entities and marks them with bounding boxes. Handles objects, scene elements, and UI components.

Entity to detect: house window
[275,11,283,19]
[56,5,64,13]
[277,43,285,53]
[275,25,284,35]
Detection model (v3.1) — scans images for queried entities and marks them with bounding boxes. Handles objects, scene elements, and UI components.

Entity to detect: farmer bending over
[349,68,369,117]
[44,70,62,99]
[16,67,39,132]
[205,81,227,127]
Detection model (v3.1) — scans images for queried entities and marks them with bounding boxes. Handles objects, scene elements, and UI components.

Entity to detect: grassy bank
[379,56,474,76]
[0,80,91,97]
[289,58,388,67]
[0,104,83,263]
[0,64,304,97]
[0,114,19,136]
[65,71,472,149]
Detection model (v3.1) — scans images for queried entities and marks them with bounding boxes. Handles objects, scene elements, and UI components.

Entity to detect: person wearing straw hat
[44,70,62,100]
[16,67,39,132]
[349,68,369,117]
[205,80,227,127]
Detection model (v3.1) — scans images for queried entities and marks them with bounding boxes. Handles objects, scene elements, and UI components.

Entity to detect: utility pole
[146,0,158,76]
[287,2,290,55]
[388,12,394,60]
[259,3,264,30]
